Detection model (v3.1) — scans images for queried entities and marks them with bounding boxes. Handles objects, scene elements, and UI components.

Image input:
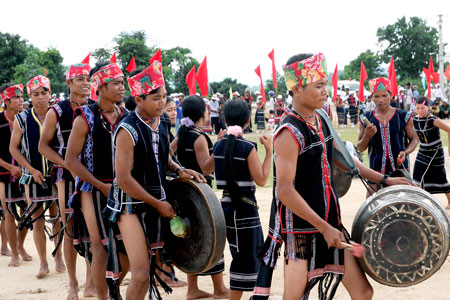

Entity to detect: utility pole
[438,15,445,87]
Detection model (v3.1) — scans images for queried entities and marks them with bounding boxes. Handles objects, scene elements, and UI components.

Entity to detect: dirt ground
[1,155,450,300]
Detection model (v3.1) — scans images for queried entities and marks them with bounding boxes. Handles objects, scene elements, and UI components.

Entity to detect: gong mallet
[340,241,365,258]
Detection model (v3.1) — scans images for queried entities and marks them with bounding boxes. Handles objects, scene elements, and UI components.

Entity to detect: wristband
[175,167,185,176]
[379,174,388,186]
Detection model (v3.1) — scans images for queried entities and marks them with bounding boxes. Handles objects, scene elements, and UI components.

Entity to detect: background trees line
[0,16,446,98]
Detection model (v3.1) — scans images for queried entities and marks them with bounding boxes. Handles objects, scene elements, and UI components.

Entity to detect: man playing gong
[357,77,418,193]
[252,53,413,300]
[103,61,204,300]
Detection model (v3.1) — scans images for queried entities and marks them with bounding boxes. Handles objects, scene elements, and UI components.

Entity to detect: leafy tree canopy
[265,72,287,96]
[0,32,29,85]
[341,50,384,82]
[377,16,440,79]
[114,30,154,70]
[210,78,248,99]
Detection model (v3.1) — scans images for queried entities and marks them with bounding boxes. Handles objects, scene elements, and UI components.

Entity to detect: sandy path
[1,160,450,299]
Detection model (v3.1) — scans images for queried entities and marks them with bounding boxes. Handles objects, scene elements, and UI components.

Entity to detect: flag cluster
[185,57,208,96]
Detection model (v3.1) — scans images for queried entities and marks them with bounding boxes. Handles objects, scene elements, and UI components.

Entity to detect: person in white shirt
[435,83,444,101]
[404,82,413,112]
[342,87,350,126]
[208,94,221,134]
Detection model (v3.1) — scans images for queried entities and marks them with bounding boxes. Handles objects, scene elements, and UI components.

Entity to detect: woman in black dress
[177,95,228,299]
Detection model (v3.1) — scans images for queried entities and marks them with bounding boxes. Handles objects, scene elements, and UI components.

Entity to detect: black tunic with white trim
[412,114,450,193]
[214,135,263,291]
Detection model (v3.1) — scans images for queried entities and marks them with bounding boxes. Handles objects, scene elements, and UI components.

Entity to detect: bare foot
[213,287,230,299]
[66,284,79,300]
[83,284,97,298]
[166,279,188,288]
[446,204,450,210]
[186,289,214,300]
[1,247,12,256]
[36,265,50,279]
[18,248,32,261]
[83,286,97,298]
[54,255,66,273]
[8,255,20,267]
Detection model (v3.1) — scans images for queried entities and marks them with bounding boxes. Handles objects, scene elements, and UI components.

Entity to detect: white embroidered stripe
[420,139,442,146]
[230,272,258,281]
[216,180,254,187]
[214,155,246,161]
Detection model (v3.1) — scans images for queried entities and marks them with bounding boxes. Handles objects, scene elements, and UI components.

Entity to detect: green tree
[265,72,287,96]
[341,50,384,82]
[92,47,112,62]
[0,32,29,84]
[210,78,248,99]
[13,47,67,98]
[162,47,199,95]
[113,30,154,70]
[39,48,67,95]
[13,46,43,89]
[377,16,440,79]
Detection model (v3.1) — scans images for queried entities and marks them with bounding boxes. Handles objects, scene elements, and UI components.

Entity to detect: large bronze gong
[332,166,352,198]
[351,185,450,286]
[164,178,226,274]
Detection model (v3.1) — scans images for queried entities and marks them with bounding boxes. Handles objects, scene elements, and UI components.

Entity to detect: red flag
[358,61,368,103]
[44,67,47,76]
[90,86,97,101]
[423,66,432,98]
[268,49,277,90]
[126,56,136,73]
[444,64,450,81]
[81,52,90,64]
[196,57,208,96]
[429,56,439,84]
[186,65,196,96]
[388,57,398,97]
[110,52,117,63]
[332,64,338,102]
[431,71,440,84]
[149,49,162,64]
[255,65,266,103]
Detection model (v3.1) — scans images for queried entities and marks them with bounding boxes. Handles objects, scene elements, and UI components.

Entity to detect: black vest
[75,102,128,181]
[119,111,170,199]
[50,99,95,159]
[272,113,341,233]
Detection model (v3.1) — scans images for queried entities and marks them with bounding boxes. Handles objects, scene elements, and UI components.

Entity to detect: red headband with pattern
[369,77,391,94]
[66,63,91,80]
[282,53,328,90]
[0,84,23,101]
[127,61,165,97]
[91,63,124,91]
[26,75,51,96]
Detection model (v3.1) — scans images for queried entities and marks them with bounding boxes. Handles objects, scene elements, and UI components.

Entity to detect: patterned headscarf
[90,63,124,91]
[369,77,391,94]
[0,84,24,102]
[127,60,165,97]
[26,75,51,96]
[283,53,328,91]
[66,63,91,80]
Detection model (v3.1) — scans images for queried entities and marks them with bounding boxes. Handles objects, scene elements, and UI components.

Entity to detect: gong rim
[165,178,226,274]
[351,185,450,287]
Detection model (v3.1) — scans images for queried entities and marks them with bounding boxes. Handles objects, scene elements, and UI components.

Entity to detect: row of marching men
[0,58,272,300]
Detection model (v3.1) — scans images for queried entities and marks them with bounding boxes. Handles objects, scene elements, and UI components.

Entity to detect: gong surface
[352,185,450,287]
[164,178,226,274]
[332,166,352,198]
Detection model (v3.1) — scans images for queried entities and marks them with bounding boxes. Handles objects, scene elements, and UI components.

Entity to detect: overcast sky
[1,0,449,87]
